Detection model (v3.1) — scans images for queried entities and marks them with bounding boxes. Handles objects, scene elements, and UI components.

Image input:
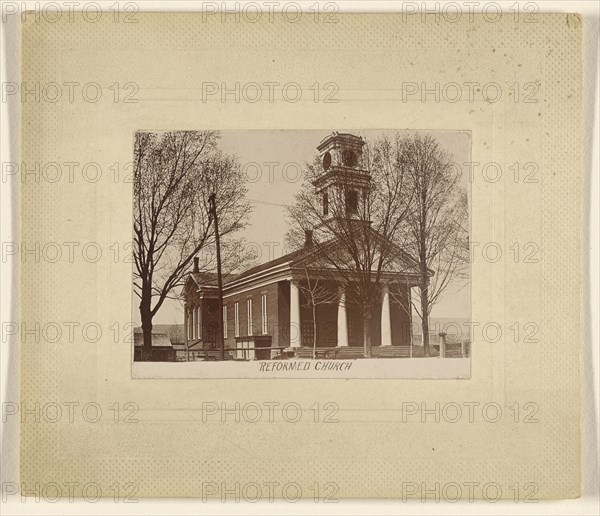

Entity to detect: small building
[182,132,425,359]
[171,342,188,361]
[134,330,176,362]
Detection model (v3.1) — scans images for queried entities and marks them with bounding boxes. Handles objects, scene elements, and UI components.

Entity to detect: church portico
[288,276,414,351]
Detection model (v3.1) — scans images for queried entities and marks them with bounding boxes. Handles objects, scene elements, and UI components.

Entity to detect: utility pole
[209,192,225,361]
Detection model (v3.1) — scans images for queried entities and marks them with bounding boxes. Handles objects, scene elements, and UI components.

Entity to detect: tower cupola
[312,132,370,222]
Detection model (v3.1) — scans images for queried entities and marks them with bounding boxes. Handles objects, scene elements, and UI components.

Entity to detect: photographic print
[132,130,471,378]
[15,8,585,503]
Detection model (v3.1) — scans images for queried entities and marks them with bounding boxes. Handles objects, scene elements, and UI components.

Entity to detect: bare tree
[287,138,414,358]
[393,133,469,356]
[133,131,250,360]
[298,269,338,359]
[196,237,259,278]
[166,323,186,360]
[167,323,185,344]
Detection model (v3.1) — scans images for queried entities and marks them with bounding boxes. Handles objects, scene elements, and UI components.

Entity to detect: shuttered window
[261,294,268,334]
[247,298,253,336]
[234,302,239,337]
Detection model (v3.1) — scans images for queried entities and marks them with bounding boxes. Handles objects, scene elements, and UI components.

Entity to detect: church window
[342,149,357,167]
[247,298,253,336]
[261,294,268,334]
[345,190,358,215]
[234,302,239,337]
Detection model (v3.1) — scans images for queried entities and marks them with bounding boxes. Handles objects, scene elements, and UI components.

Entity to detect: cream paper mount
[20,13,582,499]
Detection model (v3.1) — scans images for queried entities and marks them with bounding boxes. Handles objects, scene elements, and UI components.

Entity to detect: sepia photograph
[132,130,471,378]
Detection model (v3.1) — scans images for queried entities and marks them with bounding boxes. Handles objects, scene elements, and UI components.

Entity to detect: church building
[182,132,424,360]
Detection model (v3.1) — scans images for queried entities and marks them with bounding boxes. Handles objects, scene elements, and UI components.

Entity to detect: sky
[136,129,471,326]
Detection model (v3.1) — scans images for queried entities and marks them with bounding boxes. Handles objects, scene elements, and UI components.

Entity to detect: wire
[247,198,288,208]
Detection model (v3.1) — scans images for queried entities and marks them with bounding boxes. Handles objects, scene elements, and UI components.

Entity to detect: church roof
[185,228,429,296]
[190,271,219,287]
[189,271,239,288]
[185,244,321,294]
[229,246,310,282]
[133,331,173,348]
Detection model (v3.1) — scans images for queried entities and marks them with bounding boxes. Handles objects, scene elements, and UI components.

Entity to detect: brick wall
[277,281,290,348]
[223,281,286,350]
[188,280,413,349]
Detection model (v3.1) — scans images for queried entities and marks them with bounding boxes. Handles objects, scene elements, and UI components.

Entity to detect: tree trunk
[363,312,372,358]
[140,290,153,362]
[418,211,430,357]
[420,281,430,357]
[312,304,317,359]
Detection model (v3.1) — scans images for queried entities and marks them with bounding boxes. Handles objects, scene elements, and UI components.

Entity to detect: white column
[290,280,301,347]
[381,284,392,346]
[337,288,348,347]
[196,308,204,339]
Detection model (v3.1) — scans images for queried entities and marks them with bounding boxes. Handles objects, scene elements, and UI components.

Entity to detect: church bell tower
[312,132,371,224]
